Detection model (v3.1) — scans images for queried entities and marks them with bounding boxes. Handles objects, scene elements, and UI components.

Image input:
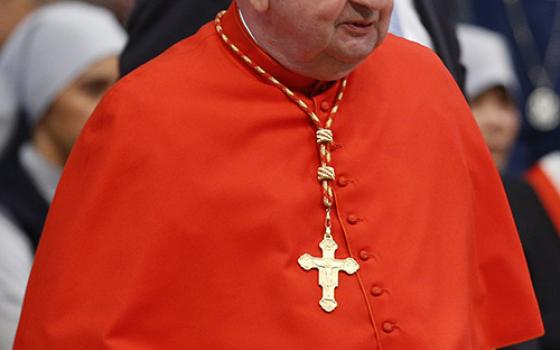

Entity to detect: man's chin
[332,51,372,69]
[330,41,379,65]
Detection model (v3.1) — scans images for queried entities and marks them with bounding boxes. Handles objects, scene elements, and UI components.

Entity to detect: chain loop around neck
[215,9,347,215]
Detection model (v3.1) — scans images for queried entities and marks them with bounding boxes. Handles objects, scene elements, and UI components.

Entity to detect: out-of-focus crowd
[0,1,128,348]
[0,0,558,349]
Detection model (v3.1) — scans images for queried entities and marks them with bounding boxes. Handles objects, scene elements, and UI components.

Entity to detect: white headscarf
[458,24,519,101]
[0,1,126,124]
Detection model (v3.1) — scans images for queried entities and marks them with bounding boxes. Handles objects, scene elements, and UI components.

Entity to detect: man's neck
[236,6,351,81]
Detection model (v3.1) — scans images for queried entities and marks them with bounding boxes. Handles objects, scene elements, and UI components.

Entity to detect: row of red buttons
[357,247,394,333]
[332,146,397,336]
[338,176,362,227]
[357,240,396,333]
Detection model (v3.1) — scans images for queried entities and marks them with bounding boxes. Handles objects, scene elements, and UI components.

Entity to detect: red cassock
[14,5,543,349]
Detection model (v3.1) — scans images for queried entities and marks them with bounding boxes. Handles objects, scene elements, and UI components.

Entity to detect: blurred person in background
[523,149,560,350]
[526,151,560,238]
[120,0,230,76]
[83,0,134,24]
[1,0,131,158]
[471,0,560,174]
[389,0,465,92]
[459,24,560,350]
[0,0,51,157]
[459,25,520,171]
[0,2,126,348]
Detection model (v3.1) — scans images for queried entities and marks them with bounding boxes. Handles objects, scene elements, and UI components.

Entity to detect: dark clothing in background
[414,0,465,93]
[502,176,560,350]
[472,0,560,173]
[120,0,465,92]
[0,146,48,252]
[0,112,39,249]
[119,0,230,76]
[1,111,29,163]
[472,2,560,344]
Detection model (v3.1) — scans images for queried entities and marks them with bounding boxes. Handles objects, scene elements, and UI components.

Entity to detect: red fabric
[526,165,560,236]
[15,5,543,349]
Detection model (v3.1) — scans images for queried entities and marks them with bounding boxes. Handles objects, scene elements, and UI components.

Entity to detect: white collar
[237,8,258,43]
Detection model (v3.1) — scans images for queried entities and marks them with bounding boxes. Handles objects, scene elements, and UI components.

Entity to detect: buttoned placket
[309,89,400,343]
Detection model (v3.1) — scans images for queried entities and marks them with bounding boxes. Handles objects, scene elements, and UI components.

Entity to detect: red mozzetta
[15,4,543,349]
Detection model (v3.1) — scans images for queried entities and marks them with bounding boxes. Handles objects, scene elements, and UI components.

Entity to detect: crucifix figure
[298,235,360,312]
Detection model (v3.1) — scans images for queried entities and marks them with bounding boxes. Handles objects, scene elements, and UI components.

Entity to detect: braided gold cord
[215,9,347,216]
[316,129,334,144]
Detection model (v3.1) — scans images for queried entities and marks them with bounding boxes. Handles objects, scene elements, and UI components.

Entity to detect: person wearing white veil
[458,24,520,171]
[1,0,50,158]
[0,2,126,348]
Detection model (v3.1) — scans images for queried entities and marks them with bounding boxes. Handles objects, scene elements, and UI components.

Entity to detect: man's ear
[246,0,270,13]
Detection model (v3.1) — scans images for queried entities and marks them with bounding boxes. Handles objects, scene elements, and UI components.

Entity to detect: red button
[370,286,384,297]
[320,101,331,112]
[347,215,361,225]
[337,176,350,187]
[383,322,394,333]
[359,250,370,261]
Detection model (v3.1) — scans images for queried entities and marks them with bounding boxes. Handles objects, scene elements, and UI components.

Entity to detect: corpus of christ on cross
[298,235,360,312]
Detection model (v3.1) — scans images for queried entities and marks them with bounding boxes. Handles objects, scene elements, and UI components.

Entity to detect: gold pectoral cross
[298,235,360,312]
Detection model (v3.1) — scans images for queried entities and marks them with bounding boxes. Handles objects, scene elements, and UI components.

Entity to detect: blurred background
[0,0,559,349]
[2,0,557,173]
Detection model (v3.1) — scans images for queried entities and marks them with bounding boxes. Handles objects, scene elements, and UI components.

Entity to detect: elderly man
[15,0,543,349]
